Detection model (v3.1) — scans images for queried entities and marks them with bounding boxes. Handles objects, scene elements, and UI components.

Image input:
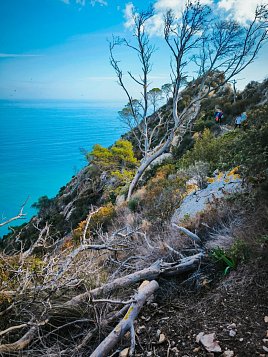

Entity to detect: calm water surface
[0,100,125,236]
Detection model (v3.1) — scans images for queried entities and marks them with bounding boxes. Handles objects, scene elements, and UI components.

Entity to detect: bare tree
[110,8,155,158]
[110,8,175,200]
[116,1,268,199]
[165,1,268,137]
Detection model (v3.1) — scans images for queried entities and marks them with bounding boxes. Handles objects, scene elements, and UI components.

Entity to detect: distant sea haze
[0,100,125,237]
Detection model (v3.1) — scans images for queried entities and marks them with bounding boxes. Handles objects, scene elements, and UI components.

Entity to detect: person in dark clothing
[214,108,224,124]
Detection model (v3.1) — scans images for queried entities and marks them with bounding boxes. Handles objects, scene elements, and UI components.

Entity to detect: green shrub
[179,105,268,183]
[211,247,236,275]
[211,239,250,275]
[87,139,139,190]
[128,197,140,212]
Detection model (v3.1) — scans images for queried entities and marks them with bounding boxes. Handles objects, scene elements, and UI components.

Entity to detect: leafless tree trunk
[110,1,268,200]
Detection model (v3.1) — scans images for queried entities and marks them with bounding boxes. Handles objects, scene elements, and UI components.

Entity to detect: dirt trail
[131,259,268,357]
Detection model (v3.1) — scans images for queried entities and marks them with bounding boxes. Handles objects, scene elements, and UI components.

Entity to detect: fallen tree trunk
[64,253,203,308]
[0,253,203,354]
[90,280,159,357]
[64,260,161,308]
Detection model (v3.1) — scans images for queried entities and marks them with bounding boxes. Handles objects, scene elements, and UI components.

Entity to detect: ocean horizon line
[0,98,126,103]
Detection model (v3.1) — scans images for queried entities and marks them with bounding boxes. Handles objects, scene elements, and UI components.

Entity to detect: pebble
[171,347,179,353]
[229,329,236,337]
[227,323,236,329]
[264,316,268,323]
[239,338,244,342]
[137,325,146,335]
[150,302,158,308]
[156,329,161,337]
[222,350,234,357]
[193,347,201,352]
[263,346,268,352]
[119,348,129,357]
[263,338,268,343]
[158,333,166,344]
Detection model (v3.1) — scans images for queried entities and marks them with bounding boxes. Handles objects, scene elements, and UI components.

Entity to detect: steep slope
[0,79,268,356]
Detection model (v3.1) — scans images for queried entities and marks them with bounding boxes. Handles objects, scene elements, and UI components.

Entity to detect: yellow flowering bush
[73,203,116,240]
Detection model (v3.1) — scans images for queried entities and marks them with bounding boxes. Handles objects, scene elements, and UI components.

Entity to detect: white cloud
[90,0,107,6]
[60,0,108,6]
[218,0,264,23]
[124,3,135,28]
[124,0,213,36]
[154,0,183,13]
[0,53,43,58]
[123,0,263,36]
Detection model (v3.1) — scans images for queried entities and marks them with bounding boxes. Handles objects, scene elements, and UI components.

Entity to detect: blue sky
[0,0,267,100]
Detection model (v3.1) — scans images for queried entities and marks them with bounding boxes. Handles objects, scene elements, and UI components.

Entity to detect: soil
[131,258,268,357]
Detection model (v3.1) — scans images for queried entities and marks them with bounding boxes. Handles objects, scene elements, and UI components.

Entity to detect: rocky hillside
[0,79,267,356]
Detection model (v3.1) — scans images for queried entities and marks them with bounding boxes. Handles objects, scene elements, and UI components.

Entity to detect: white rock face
[172,170,242,224]
[148,153,173,167]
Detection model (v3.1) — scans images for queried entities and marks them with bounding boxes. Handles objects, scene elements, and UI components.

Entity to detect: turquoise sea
[0,100,125,237]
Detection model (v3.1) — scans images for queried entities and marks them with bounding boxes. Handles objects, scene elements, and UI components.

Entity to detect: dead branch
[0,197,29,228]
[0,326,37,353]
[82,206,102,244]
[91,298,135,305]
[90,280,159,357]
[76,304,130,352]
[0,320,48,353]
[172,224,201,243]
[22,222,51,258]
[0,323,28,337]
[64,253,203,308]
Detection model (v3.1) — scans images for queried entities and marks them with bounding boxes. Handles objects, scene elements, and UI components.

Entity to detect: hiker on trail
[214,108,224,124]
[235,115,242,128]
[241,112,247,122]
[235,112,247,129]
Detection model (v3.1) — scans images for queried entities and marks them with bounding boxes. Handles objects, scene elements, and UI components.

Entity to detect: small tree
[88,139,139,187]
[161,83,173,102]
[148,87,163,113]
